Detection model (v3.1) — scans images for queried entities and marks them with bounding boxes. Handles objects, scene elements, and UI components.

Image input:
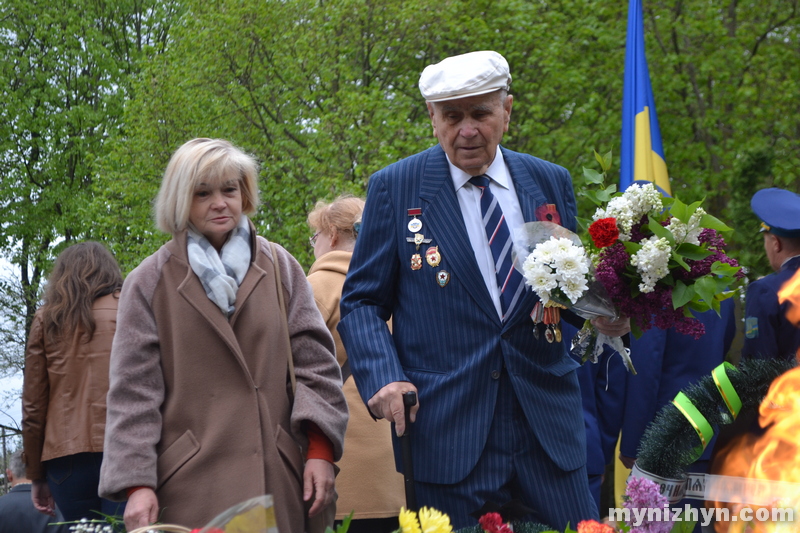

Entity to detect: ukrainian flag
[620,0,671,196]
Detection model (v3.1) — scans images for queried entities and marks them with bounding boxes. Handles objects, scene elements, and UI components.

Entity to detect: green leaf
[710,261,742,278]
[700,213,733,232]
[693,276,718,306]
[671,250,691,271]
[648,217,675,244]
[669,196,689,223]
[675,242,713,260]
[583,166,605,184]
[672,280,695,309]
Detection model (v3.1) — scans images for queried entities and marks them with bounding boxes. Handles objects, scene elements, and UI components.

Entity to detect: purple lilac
[623,477,673,533]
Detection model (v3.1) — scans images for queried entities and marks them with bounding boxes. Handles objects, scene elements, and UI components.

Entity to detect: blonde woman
[307,195,405,533]
[99,138,348,532]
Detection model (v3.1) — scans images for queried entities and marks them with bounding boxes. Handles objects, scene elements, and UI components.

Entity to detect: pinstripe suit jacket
[338,144,586,484]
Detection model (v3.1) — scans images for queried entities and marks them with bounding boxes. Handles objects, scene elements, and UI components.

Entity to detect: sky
[0,374,23,431]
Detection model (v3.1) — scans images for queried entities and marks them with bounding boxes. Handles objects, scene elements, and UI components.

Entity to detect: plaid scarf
[187,216,251,317]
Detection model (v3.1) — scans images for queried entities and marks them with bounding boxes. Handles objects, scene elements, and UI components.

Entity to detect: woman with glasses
[307,195,405,533]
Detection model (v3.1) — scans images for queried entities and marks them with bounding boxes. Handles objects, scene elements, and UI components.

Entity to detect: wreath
[634,357,796,480]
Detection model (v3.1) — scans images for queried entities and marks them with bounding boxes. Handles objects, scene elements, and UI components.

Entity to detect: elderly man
[742,187,800,360]
[339,50,628,529]
[0,450,67,533]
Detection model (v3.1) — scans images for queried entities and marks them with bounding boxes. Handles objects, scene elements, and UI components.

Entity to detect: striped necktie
[469,174,524,321]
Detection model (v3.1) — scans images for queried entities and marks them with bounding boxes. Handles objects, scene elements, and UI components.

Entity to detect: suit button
[491,370,501,380]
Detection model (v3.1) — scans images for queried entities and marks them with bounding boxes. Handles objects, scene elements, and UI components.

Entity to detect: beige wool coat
[99,227,348,532]
[307,250,404,520]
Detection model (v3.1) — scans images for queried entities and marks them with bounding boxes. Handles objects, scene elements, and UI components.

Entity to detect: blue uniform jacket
[742,255,800,361]
[339,144,586,484]
[620,301,736,461]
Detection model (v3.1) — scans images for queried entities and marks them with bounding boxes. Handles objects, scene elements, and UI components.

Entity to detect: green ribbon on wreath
[671,391,714,460]
[712,361,742,420]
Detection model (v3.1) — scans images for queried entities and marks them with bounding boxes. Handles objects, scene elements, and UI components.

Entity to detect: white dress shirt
[450,148,525,320]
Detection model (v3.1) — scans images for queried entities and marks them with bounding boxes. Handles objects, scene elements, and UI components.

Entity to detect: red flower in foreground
[588,217,620,248]
[577,519,615,533]
[479,512,512,533]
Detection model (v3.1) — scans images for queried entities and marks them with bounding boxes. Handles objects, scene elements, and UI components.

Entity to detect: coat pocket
[275,425,304,486]
[156,429,201,490]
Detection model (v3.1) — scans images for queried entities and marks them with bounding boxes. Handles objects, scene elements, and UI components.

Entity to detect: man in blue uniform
[742,187,800,361]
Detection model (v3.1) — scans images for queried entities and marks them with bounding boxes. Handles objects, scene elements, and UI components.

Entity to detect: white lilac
[630,237,672,293]
[666,207,706,246]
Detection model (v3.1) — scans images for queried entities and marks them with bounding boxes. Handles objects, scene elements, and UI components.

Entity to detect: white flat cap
[419,51,511,102]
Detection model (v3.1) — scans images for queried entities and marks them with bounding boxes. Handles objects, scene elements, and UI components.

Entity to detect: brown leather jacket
[22,292,119,480]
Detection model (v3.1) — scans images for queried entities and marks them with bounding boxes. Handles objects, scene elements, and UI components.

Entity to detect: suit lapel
[418,146,500,324]
[504,149,549,329]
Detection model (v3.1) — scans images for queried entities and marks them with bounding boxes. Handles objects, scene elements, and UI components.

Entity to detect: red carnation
[479,512,512,533]
[588,217,620,248]
[577,519,616,533]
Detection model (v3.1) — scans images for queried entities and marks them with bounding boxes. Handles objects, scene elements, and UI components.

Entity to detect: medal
[436,270,450,287]
[426,246,441,267]
[407,208,423,232]
[411,253,422,270]
[406,233,431,250]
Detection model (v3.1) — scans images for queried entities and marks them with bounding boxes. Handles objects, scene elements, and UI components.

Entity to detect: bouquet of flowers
[581,151,744,339]
[513,151,743,370]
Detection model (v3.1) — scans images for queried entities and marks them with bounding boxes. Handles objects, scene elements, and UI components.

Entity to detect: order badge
[425,246,441,267]
[411,254,422,270]
[436,270,450,287]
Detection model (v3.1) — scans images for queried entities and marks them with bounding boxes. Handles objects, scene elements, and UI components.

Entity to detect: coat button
[491,370,501,380]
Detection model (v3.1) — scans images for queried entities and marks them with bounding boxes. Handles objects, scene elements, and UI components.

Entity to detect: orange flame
[710,368,800,532]
[778,268,800,327]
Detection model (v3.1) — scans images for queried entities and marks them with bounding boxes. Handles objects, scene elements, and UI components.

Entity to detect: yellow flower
[418,507,453,533]
[398,507,421,533]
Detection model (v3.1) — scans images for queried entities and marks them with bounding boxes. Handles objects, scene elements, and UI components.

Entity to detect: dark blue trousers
[414,370,597,530]
[45,452,126,522]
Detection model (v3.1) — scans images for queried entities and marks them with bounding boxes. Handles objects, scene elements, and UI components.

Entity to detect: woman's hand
[124,488,159,530]
[303,458,335,517]
[591,315,631,337]
[31,479,55,516]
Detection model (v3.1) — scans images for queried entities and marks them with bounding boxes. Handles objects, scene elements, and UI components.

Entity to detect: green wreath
[634,358,796,480]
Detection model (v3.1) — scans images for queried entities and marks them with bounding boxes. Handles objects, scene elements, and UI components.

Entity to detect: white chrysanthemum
[531,238,560,264]
[553,247,590,281]
[560,275,590,304]
[522,255,557,304]
[630,236,672,293]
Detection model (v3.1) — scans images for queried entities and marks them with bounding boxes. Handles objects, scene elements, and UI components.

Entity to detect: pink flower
[577,519,616,533]
[478,512,512,533]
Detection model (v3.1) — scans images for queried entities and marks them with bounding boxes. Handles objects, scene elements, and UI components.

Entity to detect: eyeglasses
[309,231,321,246]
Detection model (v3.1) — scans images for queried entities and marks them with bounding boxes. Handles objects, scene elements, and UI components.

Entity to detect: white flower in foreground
[631,237,672,293]
[553,248,590,282]
[623,182,663,221]
[560,276,590,304]
[667,207,706,246]
[522,257,558,304]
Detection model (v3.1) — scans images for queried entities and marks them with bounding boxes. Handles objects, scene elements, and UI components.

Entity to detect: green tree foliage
[0,0,180,348]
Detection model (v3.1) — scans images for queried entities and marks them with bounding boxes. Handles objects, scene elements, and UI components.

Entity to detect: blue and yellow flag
[620,0,671,195]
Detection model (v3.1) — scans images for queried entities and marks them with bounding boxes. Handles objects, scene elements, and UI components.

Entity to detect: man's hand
[124,488,159,531]
[591,315,631,337]
[31,479,55,516]
[304,458,335,517]
[619,454,637,469]
[367,381,418,436]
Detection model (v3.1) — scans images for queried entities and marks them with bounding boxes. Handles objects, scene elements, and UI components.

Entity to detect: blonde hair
[154,138,260,234]
[307,194,365,241]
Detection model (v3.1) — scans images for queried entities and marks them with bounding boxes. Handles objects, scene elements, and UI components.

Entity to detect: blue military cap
[751,188,800,238]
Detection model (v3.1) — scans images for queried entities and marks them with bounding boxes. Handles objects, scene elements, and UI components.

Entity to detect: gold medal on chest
[425,246,441,267]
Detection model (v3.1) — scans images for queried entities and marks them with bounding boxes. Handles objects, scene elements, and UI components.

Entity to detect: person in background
[307,195,405,533]
[562,322,627,513]
[742,187,800,360]
[338,51,629,530]
[22,241,125,522]
[0,450,68,533]
[620,302,736,532]
[98,138,348,533]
